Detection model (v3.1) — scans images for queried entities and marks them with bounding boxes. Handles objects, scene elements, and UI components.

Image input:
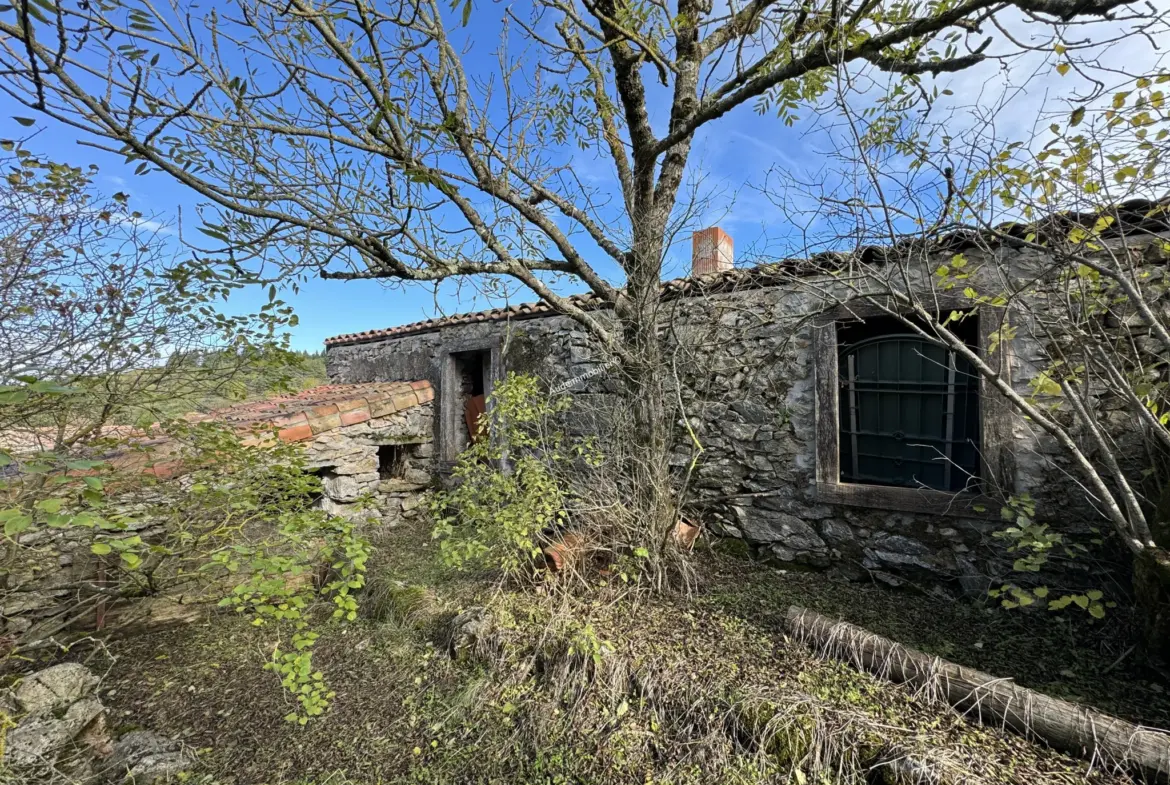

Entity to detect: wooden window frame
[812,297,1014,517]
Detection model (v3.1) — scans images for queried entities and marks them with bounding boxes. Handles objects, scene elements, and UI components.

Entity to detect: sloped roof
[324,295,606,347]
[321,264,821,347]
[324,199,1170,348]
[1,382,439,482]
[188,380,434,443]
[321,254,901,347]
[1,382,435,458]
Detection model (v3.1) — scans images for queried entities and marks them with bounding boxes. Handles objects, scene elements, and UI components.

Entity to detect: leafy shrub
[0,385,370,722]
[429,373,601,578]
[990,493,1115,619]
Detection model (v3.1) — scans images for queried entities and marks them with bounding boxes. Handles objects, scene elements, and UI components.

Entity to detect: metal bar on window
[943,349,957,490]
[838,333,980,491]
[847,352,860,480]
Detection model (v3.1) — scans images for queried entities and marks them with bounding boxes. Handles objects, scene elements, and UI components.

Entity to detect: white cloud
[116,213,173,235]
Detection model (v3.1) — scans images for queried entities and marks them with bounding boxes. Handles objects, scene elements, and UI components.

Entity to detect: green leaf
[3,514,31,536]
[12,117,35,127]
[0,387,29,405]
[1031,373,1062,396]
[1088,603,1106,619]
[35,498,63,513]
[1070,106,1086,126]
[91,542,112,556]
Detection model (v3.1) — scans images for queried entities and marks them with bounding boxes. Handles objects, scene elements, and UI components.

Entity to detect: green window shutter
[839,333,980,492]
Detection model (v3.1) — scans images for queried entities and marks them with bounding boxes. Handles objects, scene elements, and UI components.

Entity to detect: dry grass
[85,521,1168,785]
[696,539,1170,730]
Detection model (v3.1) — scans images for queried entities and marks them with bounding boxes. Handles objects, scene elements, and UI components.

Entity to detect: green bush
[1,389,371,723]
[430,373,601,578]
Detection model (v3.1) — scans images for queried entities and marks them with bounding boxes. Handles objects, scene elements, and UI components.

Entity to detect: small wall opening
[306,466,334,506]
[378,444,407,479]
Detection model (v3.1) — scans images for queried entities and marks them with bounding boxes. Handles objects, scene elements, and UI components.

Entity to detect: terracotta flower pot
[542,532,586,573]
[673,520,701,551]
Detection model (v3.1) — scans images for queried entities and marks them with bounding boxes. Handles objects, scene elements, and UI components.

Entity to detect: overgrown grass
[696,539,1170,729]
[93,521,1167,785]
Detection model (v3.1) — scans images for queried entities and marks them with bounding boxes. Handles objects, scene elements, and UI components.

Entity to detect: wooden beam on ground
[785,605,1170,783]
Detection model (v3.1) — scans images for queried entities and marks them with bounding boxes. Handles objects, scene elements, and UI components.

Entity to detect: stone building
[1,381,436,640]
[322,226,1160,593]
[190,380,436,524]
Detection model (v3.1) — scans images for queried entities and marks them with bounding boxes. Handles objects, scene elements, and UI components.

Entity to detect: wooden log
[786,605,1170,782]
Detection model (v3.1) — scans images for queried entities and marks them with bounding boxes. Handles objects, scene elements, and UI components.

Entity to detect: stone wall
[1,394,436,645]
[2,662,194,783]
[3,496,170,643]
[304,400,434,526]
[325,245,1141,594]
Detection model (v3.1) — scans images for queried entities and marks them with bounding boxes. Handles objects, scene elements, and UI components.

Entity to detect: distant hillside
[124,349,329,422]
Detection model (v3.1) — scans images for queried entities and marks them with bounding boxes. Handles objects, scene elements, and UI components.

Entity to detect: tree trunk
[619,228,685,585]
[786,606,1170,782]
[1134,546,1170,674]
[621,297,679,568]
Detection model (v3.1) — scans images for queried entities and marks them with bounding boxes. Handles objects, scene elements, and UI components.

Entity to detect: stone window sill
[815,481,998,518]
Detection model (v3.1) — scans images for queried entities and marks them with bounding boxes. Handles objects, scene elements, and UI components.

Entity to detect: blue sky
[7,112,804,351]
[2,3,1161,352]
[0,45,818,350]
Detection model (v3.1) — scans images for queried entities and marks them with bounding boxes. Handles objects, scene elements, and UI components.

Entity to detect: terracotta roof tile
[81,380,433,480]
[191,381,433,442]
[324,293,608,347]
[325,199,1170,348]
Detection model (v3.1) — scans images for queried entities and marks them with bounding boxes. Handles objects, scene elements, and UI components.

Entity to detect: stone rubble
[2,663,193,783]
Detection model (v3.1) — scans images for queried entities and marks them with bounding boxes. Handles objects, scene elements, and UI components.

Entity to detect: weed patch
[95,522,1166,784]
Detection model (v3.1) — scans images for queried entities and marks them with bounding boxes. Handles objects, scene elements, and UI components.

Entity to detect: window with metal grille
[837,316,980,492]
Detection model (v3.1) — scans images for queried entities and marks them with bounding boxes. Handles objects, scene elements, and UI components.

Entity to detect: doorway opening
[451,350,490,454]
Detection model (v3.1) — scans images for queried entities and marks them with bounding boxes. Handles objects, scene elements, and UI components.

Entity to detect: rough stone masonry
[324,229,1165,595]
[1,381,436,643]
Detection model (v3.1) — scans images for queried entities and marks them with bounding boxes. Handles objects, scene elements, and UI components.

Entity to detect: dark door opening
[452,350,490,453]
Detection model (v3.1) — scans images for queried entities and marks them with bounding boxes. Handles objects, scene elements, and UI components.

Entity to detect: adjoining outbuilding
[187,381,436,524]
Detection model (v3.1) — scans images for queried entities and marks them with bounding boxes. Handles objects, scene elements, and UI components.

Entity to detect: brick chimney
[691,227,733,276]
